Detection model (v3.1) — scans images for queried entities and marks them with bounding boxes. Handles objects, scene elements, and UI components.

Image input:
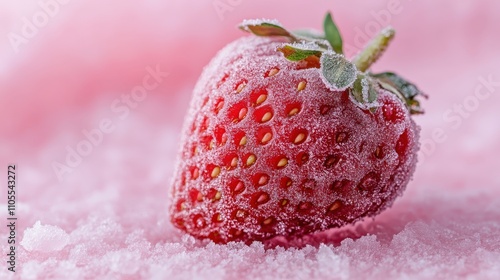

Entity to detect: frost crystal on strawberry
[169,13,425,243]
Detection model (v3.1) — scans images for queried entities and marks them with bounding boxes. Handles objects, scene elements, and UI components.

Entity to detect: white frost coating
[239,18,283,29]
[284,41,323,51]
[320,51,358,91]
[21,221,70,252]
[349,74,380,110]
[361,75,370,101]
[313,39,334,50]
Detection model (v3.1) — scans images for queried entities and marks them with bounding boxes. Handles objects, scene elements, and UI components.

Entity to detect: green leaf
[353,27,395,72]
[323,12,343,54]
[371,72,425,99]
[239,20,293,38]
[350,73,379,109]
[350,74,365,104]
[371,72,427,114]
[278,44,322,62]
[320,52,357,91]
[367,82,378,103]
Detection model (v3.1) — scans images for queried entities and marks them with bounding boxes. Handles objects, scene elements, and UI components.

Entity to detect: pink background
[1,0,499,279]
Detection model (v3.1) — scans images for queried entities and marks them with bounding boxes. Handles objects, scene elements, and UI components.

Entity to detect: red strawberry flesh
[170,35,419,243]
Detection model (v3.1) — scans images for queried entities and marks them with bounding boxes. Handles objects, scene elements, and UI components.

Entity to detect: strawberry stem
[353,27,395,72]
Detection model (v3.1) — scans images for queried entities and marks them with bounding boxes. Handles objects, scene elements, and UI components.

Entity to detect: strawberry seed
[211,166,221,178]
[297,81,307,91]
[266,68,280,77]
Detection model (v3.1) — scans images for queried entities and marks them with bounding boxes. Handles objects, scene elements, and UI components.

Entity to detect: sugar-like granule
[20,221,70,252]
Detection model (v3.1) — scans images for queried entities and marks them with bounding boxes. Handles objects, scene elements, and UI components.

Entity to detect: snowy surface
[1,1,500,279]
[2,111,500,279]
[2,107,499,279]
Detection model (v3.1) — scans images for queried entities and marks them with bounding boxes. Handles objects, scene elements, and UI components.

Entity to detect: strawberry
[169,13,425,243]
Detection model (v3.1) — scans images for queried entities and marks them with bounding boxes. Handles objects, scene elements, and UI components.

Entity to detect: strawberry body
[170,36,419,243]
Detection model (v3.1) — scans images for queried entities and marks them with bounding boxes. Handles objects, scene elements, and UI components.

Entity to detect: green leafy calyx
[323,12,343,54]
[277,44,322,62]
[239,13,425,114]
[320,52,357,91]
[239,20,294,39]
[371,72,427,114]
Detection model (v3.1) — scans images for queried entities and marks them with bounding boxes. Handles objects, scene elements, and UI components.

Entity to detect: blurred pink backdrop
[1,0,499,279]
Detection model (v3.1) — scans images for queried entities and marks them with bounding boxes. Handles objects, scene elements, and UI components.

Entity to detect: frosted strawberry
[169,13,425,243]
